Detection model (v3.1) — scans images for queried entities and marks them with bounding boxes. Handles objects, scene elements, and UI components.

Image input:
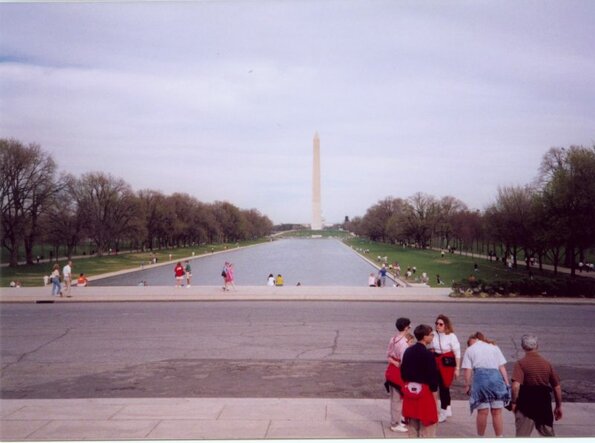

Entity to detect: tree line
[345,145,595,276]
[1,138,273,267]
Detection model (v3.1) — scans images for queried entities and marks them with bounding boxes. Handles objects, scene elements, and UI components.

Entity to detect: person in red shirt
[174,262,185,287]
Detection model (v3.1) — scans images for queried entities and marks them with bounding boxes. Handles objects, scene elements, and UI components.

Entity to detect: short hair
[521,334,538,351]
[435,314,454,334]
[414,324,433,341]
[396,317,411,332]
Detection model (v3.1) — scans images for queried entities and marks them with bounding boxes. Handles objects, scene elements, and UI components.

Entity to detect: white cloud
[1,0,594,224]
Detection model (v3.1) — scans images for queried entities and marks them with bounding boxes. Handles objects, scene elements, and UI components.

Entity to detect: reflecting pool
[93,238,389,286]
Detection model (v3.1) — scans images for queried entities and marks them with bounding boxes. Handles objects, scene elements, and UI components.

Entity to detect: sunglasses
[435,321,445,326]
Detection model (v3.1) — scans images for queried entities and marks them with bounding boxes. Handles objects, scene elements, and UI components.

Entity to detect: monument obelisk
[312,132,322,230]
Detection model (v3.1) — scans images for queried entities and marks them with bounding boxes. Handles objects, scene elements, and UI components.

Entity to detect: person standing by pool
[222,262,235,291]
[184,260,192,287]
[174,262,185,287]
[430,314,461,422]
[379,265,388,287]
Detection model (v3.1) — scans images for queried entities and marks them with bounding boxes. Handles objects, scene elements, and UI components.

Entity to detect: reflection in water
[93,238,389,287]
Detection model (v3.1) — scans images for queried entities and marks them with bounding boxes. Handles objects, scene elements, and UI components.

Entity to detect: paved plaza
[2,397,594,440]
[1,286,593,440]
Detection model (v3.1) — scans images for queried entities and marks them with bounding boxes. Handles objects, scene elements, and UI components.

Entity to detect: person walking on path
[174,262,184,287]
[462,332,511,437]
[510,334,562,437]
[50,263,62,296]
[430,314,461,422]
[62,260,73,297]
[385,317,412,433]
[400,324,441,438]
[184,260,192,287]
[222,262,235,291]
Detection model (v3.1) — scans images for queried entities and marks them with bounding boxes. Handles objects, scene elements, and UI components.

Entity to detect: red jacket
[402,382,439,426]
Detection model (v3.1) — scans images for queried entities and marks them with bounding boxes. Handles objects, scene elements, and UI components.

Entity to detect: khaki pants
[407,419,437,438]
[515,410,555,437]
[389,385,403,426]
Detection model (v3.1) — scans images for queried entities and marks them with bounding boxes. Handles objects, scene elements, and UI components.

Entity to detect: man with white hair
[510,334,562,437]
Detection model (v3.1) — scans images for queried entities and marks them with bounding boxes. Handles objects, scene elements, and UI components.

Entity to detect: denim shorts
[476,400,505,410]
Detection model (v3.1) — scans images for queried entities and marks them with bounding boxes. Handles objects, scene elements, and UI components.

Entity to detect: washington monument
[312,132,322,230]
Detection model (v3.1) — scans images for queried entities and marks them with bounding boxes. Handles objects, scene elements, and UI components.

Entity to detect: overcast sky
[1,1,594,224]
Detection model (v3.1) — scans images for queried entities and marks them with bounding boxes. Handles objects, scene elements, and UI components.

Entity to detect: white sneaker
[446,406,452,417]
[390,424,408,433]
[439,409,447,422]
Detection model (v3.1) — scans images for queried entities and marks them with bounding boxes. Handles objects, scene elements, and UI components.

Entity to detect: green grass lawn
[1,240,266,288]
[344,238,572,288]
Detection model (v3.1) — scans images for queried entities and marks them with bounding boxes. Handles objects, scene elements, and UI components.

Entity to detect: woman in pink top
[386,317,412,433]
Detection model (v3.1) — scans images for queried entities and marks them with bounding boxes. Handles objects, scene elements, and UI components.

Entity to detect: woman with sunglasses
[431,314,461,422]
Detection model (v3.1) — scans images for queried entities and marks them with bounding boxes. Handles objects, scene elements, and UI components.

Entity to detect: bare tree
[74,172,141,255]
[538,146,595,275]
[0,139,58,266]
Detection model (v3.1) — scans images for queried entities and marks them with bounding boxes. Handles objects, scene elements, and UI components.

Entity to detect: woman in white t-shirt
[462,332,511,437]
[430,314,461,422]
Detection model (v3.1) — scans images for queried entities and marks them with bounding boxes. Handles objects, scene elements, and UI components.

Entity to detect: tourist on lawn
[430,314,461,422]
[511,334,563,437]
[462,332,510,437]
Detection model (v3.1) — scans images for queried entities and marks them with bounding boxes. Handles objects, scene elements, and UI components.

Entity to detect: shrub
[451,276,595,298]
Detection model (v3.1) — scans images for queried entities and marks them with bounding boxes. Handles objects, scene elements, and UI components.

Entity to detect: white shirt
[462,340,506,370]
[431,332,461,358]
[62,264,71,279]
[267,276,275,286]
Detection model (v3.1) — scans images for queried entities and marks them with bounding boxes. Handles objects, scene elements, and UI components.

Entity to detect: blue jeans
[469,368,511,413]
[51,277,61,295]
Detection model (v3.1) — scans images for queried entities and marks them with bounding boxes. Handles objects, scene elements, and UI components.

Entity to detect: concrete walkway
[2,287,593,440]
[2,285,594,304]
[1,398,593,440]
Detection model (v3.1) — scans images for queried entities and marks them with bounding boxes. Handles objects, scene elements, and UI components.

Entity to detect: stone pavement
[1,397,594,440]
[2,285,594,304]
[1,287,593,440]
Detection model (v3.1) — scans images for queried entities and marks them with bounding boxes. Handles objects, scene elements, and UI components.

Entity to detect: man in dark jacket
[400,324,440,437]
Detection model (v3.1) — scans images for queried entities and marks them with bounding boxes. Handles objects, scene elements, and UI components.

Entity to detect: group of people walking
[385,315,562,438]
[48,260,74,297]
